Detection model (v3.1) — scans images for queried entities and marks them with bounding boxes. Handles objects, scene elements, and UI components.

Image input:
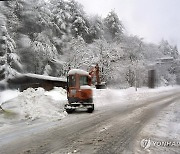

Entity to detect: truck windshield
[68,75,76,87]
[80,76,88,86]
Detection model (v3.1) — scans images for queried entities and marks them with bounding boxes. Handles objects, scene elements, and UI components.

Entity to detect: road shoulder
[134,100,180,153]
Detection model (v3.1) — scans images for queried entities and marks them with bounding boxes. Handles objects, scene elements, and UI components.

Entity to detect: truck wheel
[87,105,94,113]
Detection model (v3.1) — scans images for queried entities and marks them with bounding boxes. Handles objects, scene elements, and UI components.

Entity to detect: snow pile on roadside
[1,87,68,121]
[1,85,179,122]
[0,89,20,105]
[93,86,180,107]
[45,87,67,101]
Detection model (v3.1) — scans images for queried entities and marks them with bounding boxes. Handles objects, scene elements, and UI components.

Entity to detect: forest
[0,0,179,88]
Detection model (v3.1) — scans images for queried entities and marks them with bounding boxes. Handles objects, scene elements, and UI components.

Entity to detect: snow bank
[139,102,180,139]
[1,86,178,122]
[0,85,179,129]
[134,99,180,153]
[93,86,180,108]
[0,89,20,105]
[1,87,68,121]
[45,87,67,101]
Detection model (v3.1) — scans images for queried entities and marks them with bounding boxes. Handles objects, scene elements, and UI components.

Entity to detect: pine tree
[0,24,7,81]
[159,39,179,59]
[64,36,90,70]
[88,15,104,43]
[172,45,179,59]
[0,4,22,81]
[104,10,124,41]
[0,26,20,80]
[67,0,90,42]
[50,0,72,53]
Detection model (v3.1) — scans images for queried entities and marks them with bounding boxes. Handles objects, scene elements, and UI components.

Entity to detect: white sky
[76,0,180,48]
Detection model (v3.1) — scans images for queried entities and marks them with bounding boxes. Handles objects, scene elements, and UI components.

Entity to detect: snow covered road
[0,87,180,154]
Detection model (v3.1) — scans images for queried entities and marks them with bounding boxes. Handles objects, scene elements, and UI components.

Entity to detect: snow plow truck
[65,64,105,113]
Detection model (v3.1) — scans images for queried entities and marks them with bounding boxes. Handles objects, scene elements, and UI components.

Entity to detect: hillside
[0,0,179,88]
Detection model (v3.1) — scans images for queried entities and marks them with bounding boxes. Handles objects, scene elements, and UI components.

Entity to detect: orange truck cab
[65,69,94,113]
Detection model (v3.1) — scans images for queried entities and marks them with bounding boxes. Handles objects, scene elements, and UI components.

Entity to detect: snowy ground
[93,86,180,108]
[134,96,180,154]
[0,87,68,131]
[0,85,180,151]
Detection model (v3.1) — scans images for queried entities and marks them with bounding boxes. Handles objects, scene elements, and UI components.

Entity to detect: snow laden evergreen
[88,15,104,42]
[104,10,124,41]
[88,39,112,82]
[159,39,179,59]
[50,0,72,54]
[64,36,90,70]
[0,22,7,81]
[0,11,22,82]
[67,0,90,42]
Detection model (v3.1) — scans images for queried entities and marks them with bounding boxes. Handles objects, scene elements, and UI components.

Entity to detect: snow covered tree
[64,36,90,71]
[6,0,64,75]
[88,15,104,43]
[67,0,90,42]
[0,0,178,88]
[49,0,72,53]
[0,1,23,81]
[0,23,22,80]
[30,32,58,74]
[172,45,179,59]
[142,43,163,62]
[104,10,124,41]
[51,0,70,34]
[159,39,179,59]
[43,63,52,76]
[88,39,115,82]
[0,25,7,80]
[119,36,146,88]
[18,0,52,34]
